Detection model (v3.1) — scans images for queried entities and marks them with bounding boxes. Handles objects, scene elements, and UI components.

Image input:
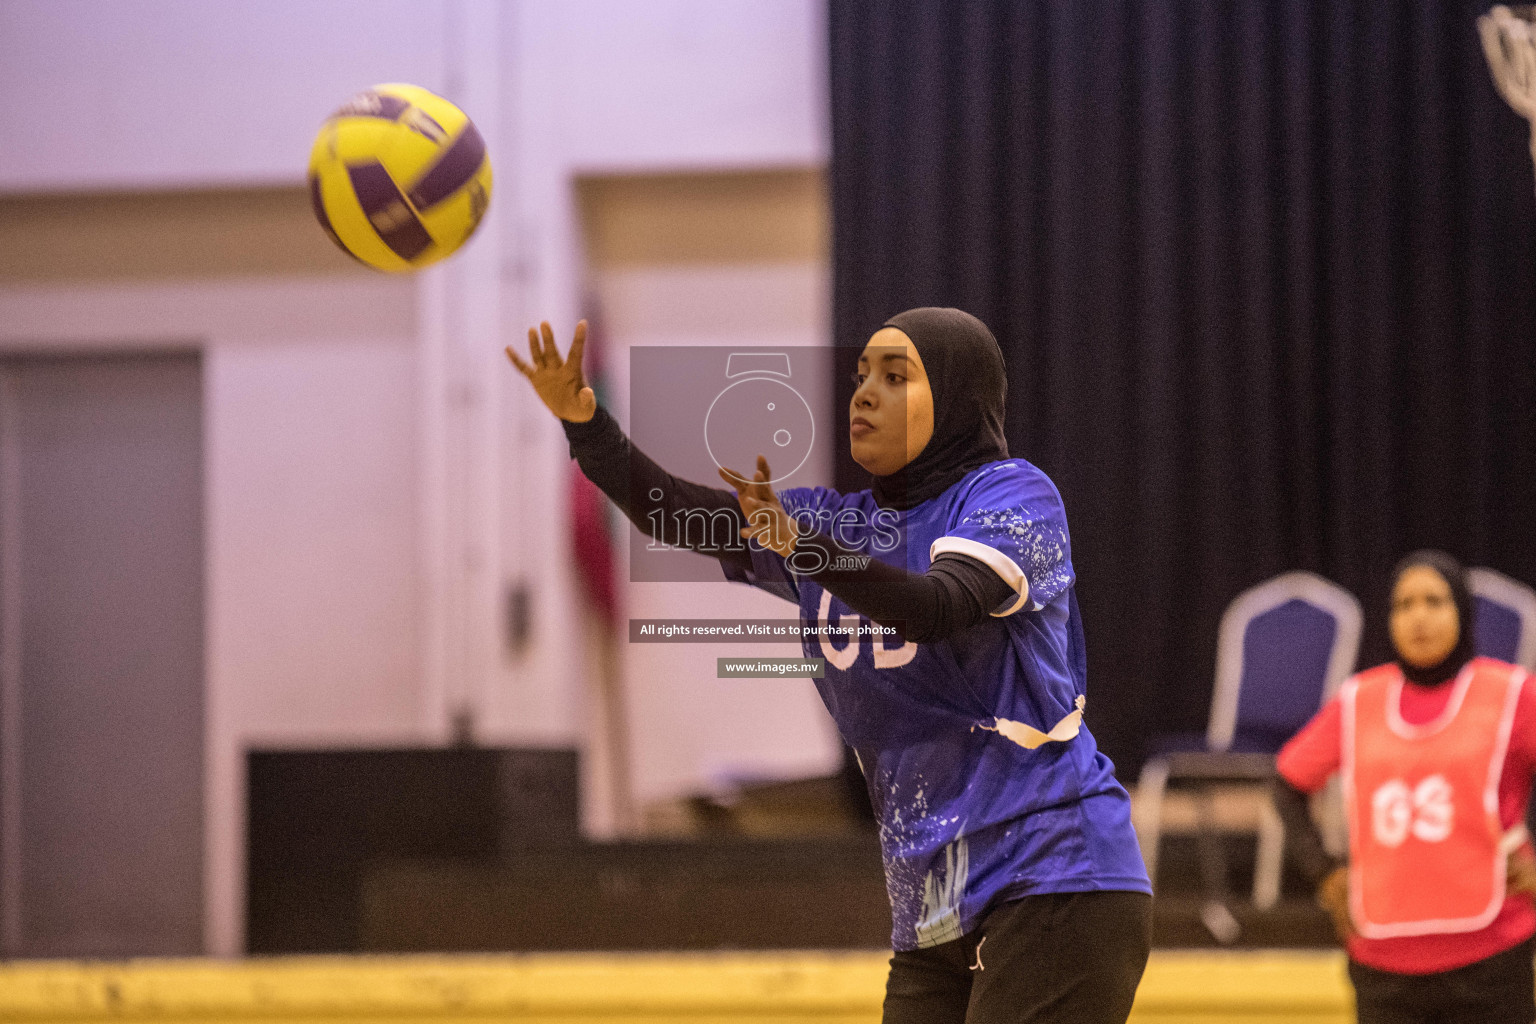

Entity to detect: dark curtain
[830,0,1536,775]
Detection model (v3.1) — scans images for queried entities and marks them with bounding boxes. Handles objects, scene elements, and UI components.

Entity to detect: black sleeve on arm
[793,528,1018,643]
[563,404,1016,633]
[562,404,750,573]
[1272,776,1341,889]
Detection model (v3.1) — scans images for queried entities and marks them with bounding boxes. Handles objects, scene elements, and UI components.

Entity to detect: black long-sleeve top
[1271,777,1343,888]
[561,405,1017,643]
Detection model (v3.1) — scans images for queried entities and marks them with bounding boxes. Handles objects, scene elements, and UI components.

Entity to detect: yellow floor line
[0,949,1352,1023]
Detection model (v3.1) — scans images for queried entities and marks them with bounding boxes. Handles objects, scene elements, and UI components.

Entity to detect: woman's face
[1390,565,1461,670]
[850,327,934,476]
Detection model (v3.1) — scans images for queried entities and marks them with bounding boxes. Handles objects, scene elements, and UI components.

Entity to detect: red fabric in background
[570,468,617,623]
[568,310,618,624]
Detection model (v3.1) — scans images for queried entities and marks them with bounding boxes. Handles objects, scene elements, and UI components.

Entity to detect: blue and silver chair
[1136,571,1361,938]
[1469,567,1536,671]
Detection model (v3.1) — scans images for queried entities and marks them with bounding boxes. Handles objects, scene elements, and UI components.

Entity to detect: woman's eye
[886,373,905,385]
[850,371,867,386]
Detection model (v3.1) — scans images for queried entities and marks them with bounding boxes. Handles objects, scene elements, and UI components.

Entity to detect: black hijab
[868,307,1010,510]
[1391,549,1476,686]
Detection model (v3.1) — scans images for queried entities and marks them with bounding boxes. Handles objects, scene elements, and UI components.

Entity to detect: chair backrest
[1207,572,1362,753]
[1468,567,1536,671]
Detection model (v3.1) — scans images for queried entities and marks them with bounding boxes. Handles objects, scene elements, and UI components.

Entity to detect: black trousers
[1348,937,1536,1024]
[882,890,1153,1024]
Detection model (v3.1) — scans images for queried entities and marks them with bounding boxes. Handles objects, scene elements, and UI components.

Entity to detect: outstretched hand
[719,455,801,557]
[506,320,597,423]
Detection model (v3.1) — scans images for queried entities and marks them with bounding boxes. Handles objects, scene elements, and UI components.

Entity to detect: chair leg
[1194,787,1225,900]
[1316,777,1347,858]
[1253,797,1284,911]
[1195,786,1241,945]
[1135,758,1170,888]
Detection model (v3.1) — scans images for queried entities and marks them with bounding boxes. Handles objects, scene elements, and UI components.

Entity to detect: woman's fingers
[719,468,773,520]
[519,320,593,374]
[505,346,534,377]
[567,319,588,373]
[736,504,797,555]
[513,322,596,425]
[718,466,749,492]
[749,455,776,501]
[539,321,561,367]
[1316,866,1354,943]
[720,461,786,534]
[527,326,546,370]
[1509,851,1536,896]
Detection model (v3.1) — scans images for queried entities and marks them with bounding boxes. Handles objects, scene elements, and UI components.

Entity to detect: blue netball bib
[722,459,1150,950]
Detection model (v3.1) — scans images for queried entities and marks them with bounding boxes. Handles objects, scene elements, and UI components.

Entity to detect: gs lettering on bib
[1368,774,1455,847]
[1342,659,1528,939]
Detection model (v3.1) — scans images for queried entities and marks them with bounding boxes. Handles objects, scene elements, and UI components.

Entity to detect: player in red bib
[1275,550,1536,1024]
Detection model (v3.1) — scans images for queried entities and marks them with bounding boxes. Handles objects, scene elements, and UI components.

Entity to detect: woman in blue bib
[509,307,1151,1024]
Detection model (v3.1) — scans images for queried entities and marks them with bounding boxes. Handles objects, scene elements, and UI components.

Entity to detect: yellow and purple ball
[308,83,492,273]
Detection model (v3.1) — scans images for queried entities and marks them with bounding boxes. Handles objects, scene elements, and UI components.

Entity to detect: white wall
[501,0,835,825]
[0,0,452,191]
[0,276,419,956]
[596,261,842,807]
[0,0,831,953]
[523,0,827,173]
[0,0,827,190]
[207,336,422,744]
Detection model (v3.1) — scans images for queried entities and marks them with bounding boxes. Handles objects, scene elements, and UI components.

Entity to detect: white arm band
[929,536,1032,616]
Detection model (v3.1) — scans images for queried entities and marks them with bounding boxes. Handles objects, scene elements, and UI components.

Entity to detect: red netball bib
[1342,659,1527,939]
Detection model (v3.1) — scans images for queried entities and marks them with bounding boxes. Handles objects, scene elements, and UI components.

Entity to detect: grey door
[0,353,204,956]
